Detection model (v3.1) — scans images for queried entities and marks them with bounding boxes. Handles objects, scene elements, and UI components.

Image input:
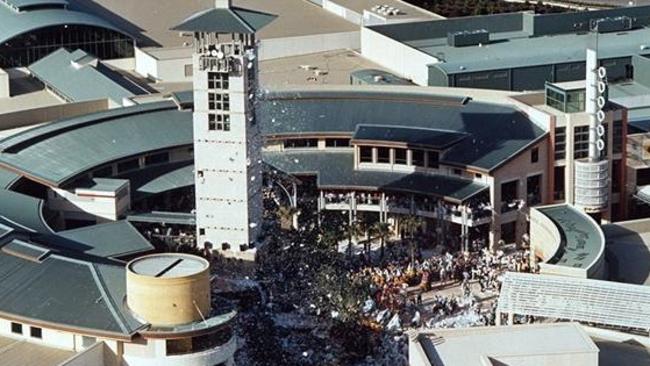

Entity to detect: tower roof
[171,6,276,34]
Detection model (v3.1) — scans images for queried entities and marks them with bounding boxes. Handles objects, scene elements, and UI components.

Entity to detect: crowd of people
[350,242,533,333]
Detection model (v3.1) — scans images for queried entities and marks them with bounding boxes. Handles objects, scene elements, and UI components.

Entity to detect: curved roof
[0,222,145,338]
[0,5,130,45]
[0,101,192,187]
[264,151,487,203]
[534,204,606,278]
[0,189,53,234]
[259,87,545,171]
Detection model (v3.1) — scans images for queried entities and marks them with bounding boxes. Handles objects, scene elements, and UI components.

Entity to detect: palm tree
[344,220,365,258]
[276,205,299,231]
[400,215,425,264]
[369,222,392,260]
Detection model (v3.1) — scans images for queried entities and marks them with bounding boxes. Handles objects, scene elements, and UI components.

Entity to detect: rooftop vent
[447,29,489,47]
[371,4,402,17]
[593,16,632,33]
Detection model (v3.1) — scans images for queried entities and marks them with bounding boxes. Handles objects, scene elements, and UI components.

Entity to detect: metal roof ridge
[88,262,132,335]
[0,101,175,153]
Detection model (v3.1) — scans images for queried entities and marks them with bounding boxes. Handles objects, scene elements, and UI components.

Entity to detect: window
[613,120,623,154]
[531,147,539,163]
[554,166,565,201]
[208,72,228,89]
[30,327,42,339]
[11,322,22,335]
[501,221,516,244]
[82,336,96,348]
[411,150,424,167]
[574,126,589,159]
[453,168,462,175]
[501,180,519,213]
[360,147,373,163]
[166,327,232,356]
[208,93,229,111]
[426,151,439,169]
[283,139,318,149]
[209,114,230,131]
[145,152,169,166]
[377,147,390,164]
[199,228,205,235]
[554,127,566,161]
[526,174,542,206]
[475,173,482,179]
[93,165,113,178]
[325,139,350,148]
[394,149,407,165]
[612,160,621,193]
[184,64,193,77]
[117,159,139,173]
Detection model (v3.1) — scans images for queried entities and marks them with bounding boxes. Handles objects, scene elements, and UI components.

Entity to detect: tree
[400,215,425,264]
[369,222,392,260]
[344,219,364,258]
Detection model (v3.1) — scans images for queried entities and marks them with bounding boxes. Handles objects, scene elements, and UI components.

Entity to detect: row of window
[359,146,439,169]
[500,174,543,213]
[11,322,41,339]
[283,138,351,149]
[554,122,623,161]
[166,326,232,356]
[208,72,229,90]
[93,151,172,178]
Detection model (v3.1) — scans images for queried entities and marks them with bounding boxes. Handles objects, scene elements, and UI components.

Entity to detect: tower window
[208,93,230,111]
[208,72,229,89]
[209,114,230,131]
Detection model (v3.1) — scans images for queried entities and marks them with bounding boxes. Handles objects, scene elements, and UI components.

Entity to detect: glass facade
[0,25,133,68]
[545,84,585,113]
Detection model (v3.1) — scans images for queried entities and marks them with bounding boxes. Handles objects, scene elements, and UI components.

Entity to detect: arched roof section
[0,101,192,187]
[0,5,131,45]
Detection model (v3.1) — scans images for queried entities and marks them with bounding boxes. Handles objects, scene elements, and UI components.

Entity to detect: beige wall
[489,138,549,248]
[0,100,108,131]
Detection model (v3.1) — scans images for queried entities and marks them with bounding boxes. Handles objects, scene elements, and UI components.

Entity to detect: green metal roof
[120,161,194,201]
[260,89,544,171]
[537,204,605,271]
[0,233,144,338]
[172,6,276,34]
[28,48,143,104]
[352,124,468,149]
[54,220,154,259]
[369,6,650,75]
[263,151,487,203]
[0,168,19,189]
[0,101,192,187]
[0,4,130,45]
[0,189,52,234]
[427,27,650,75]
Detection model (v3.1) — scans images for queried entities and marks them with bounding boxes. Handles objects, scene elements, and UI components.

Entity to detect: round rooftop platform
[127,253,209,279]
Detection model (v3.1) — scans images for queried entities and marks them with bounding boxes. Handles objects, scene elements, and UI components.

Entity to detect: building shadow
[602,223,650,285]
